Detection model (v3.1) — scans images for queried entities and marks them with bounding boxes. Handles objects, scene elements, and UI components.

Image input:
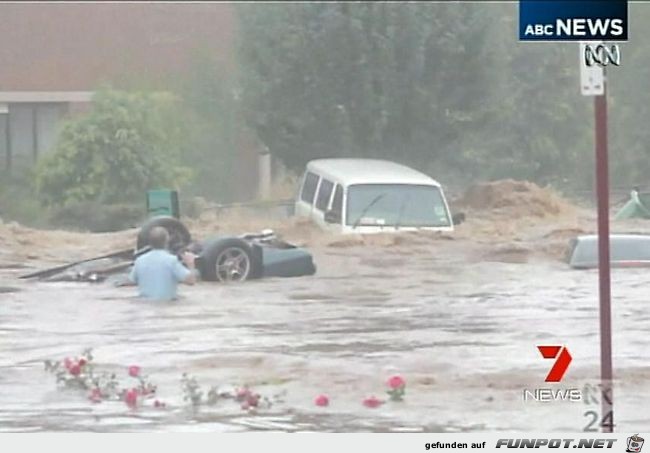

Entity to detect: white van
[294,158,456,234]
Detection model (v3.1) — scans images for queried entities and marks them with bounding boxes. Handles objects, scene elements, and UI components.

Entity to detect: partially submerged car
[21,216,316,283]
[567,234,650,269]
[294,158,463,234]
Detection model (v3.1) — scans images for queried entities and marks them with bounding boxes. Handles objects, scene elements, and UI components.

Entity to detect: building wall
[0,3,236,91]
[0,2,262,201]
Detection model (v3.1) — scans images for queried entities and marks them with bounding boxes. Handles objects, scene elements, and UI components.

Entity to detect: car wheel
[136,216,192,253]
[200,238,257,282]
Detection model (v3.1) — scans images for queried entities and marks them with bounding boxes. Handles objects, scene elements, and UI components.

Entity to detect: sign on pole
[580,41,605,96]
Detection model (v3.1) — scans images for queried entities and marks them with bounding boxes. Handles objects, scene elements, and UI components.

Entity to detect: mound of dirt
[0,220,135,264]
[456,179,576,219]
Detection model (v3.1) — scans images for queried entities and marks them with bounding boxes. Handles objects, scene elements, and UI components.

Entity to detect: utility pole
[581,41,614,433]
[594,81,614,434]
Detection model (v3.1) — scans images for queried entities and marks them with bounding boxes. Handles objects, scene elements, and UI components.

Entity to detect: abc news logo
[584,43,621,68]
[522,18,625,39]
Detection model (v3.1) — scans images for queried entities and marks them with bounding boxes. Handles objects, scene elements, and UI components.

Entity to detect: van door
[312,177,334,228]
[324,183,344,233]
[295,171,320,218]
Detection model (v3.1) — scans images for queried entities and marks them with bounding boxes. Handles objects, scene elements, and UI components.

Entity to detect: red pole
[594,80,614,432]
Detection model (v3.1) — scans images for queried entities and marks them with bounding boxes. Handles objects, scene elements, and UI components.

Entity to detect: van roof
[306,158,441,187]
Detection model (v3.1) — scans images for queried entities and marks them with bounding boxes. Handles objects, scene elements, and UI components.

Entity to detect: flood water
[1,234,649,432]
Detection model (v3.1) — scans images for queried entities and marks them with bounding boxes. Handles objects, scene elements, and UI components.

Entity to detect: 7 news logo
[538,345,572,382]
[523,345,579,402]
[522,345,615,431]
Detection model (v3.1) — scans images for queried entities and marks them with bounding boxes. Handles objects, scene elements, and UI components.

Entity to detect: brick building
[0,2,261,199]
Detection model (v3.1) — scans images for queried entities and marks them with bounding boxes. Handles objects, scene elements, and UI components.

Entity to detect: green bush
[35,88,192,207]
[48,201,144,233]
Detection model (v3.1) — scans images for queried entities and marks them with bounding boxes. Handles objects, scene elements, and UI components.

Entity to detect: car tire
[199,238,261,282]
[136,216,192,253]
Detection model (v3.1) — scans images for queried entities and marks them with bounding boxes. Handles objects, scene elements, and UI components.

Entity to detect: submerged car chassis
[21,216,317,283]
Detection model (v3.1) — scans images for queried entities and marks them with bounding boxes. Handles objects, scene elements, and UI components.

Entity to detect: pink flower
[246,393,260,407]
[387,375,406,390]
[78,358,87,367]
[128,365,141,378]
[63,357,73,370]
[125,388,138,408]
[314,394,330,407]
[69,363,81,376]
[362,396,384,408]
[88,388,102,403]
[239,391,260,410]
[235,387,251,402]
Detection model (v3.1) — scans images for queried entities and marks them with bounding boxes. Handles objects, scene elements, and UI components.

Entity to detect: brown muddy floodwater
[1,182,649,432]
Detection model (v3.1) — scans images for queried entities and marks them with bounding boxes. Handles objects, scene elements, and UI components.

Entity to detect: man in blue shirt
[129,226,197,300]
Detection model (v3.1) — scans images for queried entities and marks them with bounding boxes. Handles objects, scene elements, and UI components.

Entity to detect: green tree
[608,3,650,190]
[35,88,191,207]
[236,3,603,191]
[176,52,242,203]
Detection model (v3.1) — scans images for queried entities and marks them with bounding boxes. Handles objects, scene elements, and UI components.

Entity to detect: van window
[300,172,319,204]
[346,184,451,227]
[331,185,343,215]
[315,178,334,211]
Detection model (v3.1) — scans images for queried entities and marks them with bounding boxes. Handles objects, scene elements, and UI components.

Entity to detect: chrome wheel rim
[215,247,251,282]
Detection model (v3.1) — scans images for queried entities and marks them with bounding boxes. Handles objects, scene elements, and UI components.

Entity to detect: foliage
[35,88,191,207]
[176,53,242,203]
[608,4,650,190]
[48,201,143,232]
[0,170,51,227]
[236,3,628,191]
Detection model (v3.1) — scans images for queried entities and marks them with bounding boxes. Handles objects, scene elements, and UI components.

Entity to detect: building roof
[306,158,441,187]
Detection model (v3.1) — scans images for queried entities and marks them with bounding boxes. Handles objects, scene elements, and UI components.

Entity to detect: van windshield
[346,184,451,227]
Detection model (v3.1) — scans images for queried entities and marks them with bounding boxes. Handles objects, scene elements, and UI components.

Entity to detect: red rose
[128,366,141,378]
[387,375,405,390]
[88,388,102,403]
[235,387,251,402]
[314,394,330,407]
[78,358,87,367]
[246,393,260,407]
[125,388,138,408]
[362,396,384,408]
[69,364,81,376]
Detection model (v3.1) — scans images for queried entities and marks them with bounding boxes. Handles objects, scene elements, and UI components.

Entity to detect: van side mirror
[324,210,341,224]
[452,212,466,226]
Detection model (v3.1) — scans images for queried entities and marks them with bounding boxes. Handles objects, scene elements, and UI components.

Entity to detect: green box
[146,189,180,219]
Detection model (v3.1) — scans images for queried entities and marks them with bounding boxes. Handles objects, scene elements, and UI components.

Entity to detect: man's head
[149,226,169,250]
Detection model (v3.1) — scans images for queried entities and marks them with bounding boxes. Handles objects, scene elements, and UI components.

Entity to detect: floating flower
[63,357,73,370]
[387,375,405,390]
[386,374,406,401]
[314,394,330,407]
[128,366,141,378]
[125,388,138,408]
[362,396,384,408]
[88,388,102,403]
[235,387,251,402]
[69,363,81,376]
[78,358,87,367]
[246,393,260,407]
